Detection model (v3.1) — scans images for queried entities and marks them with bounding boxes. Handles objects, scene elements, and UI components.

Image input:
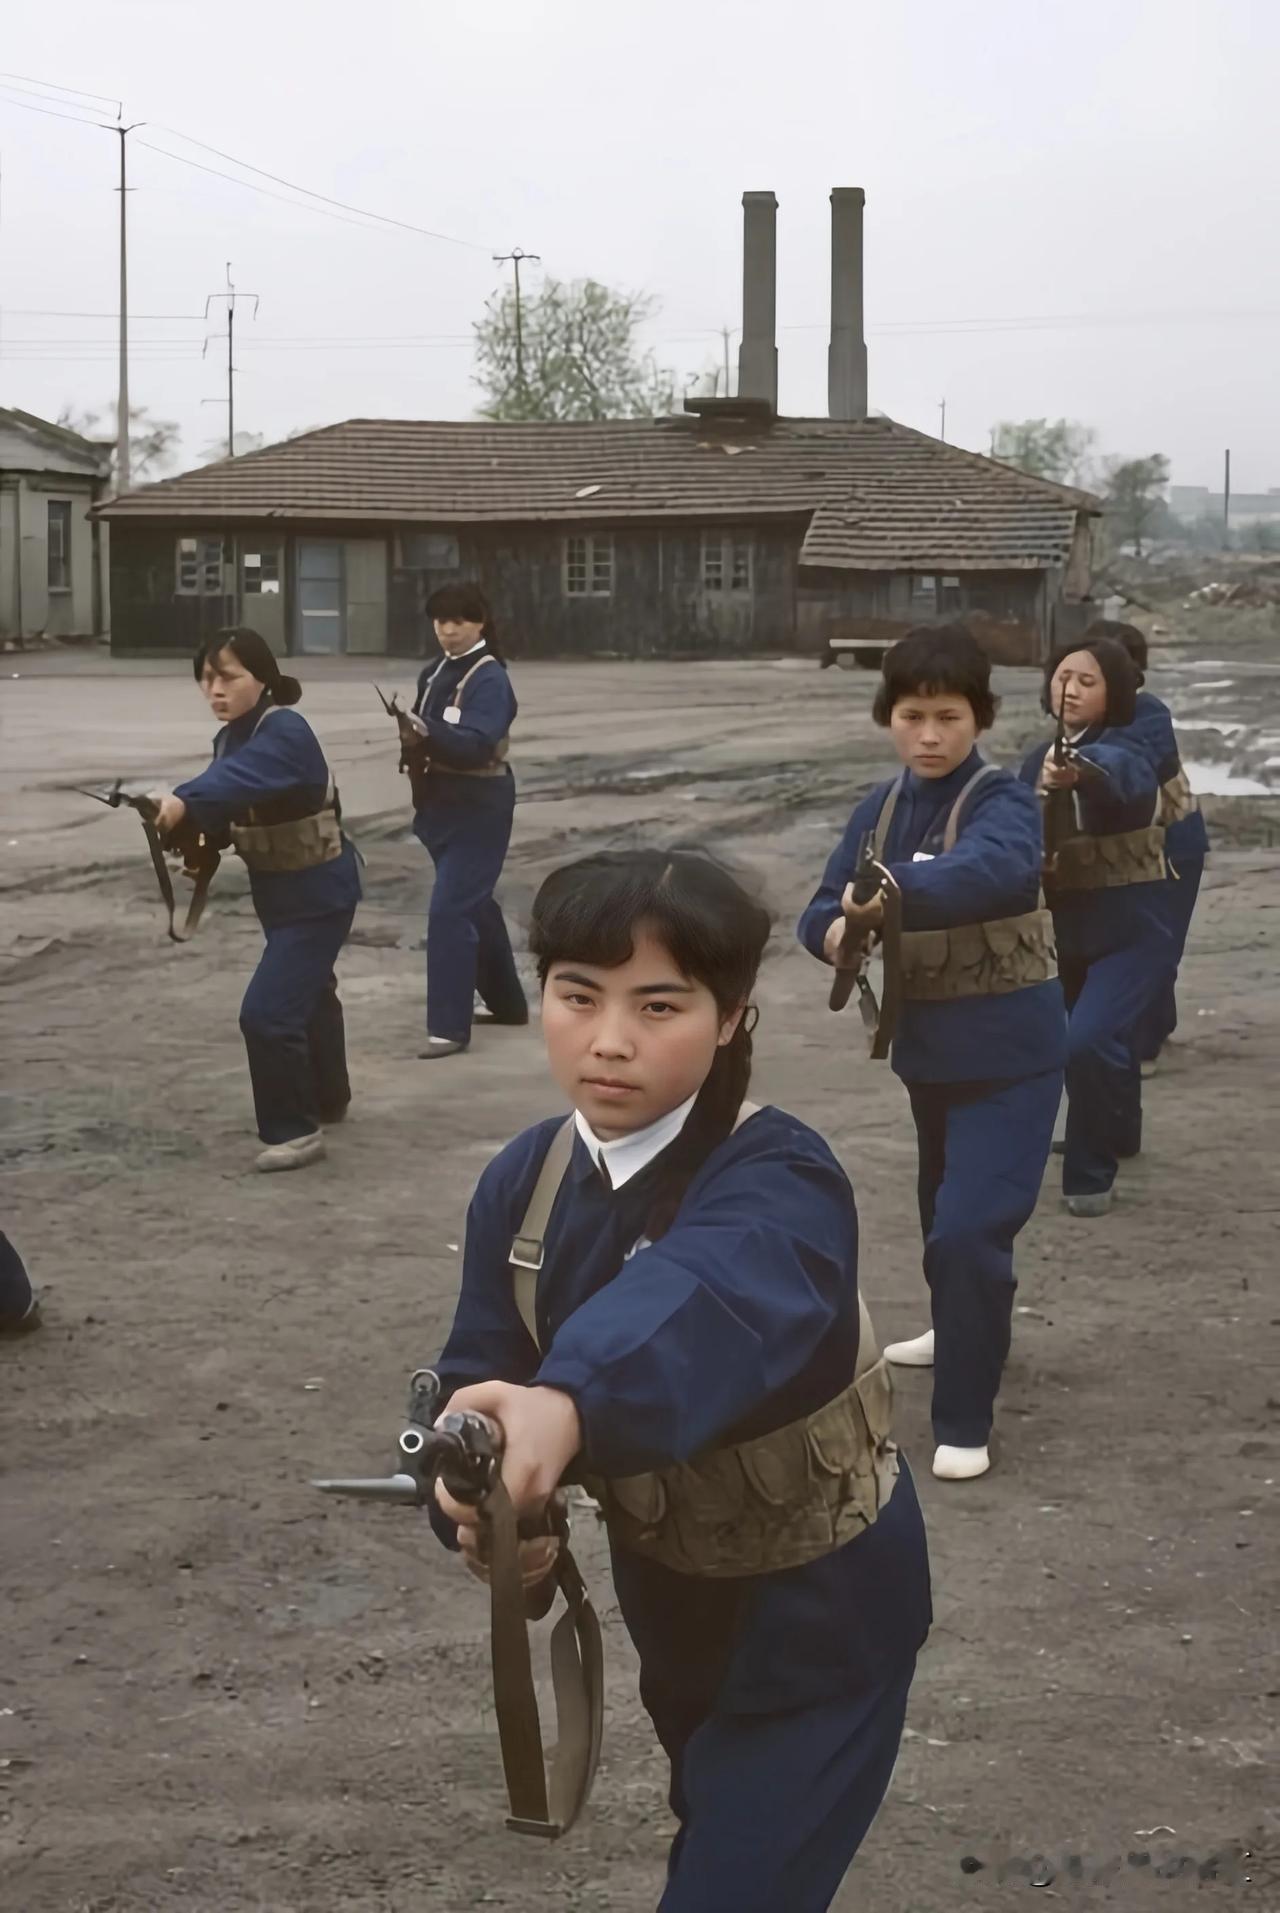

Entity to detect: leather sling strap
[142,816,218,943]
[873,760,997,861]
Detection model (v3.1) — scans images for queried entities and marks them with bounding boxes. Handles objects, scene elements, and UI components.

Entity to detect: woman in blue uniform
[154,628,361,1173]
[407,583,526,1060]
[430,849,931,1913]
[799,627,1066,1482]
[1019,636,1172,1216]
[1087,619,1209,1077]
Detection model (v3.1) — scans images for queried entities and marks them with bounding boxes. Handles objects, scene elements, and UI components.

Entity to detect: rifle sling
[138,816,217,943]
[486,1480,602,1839]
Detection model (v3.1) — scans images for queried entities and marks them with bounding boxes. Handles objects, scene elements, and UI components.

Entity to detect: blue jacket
[1018,724,1170,961]
[798,751,1066,1085]
[432,1104,932,1713]
[175,699,361,928]
[1122,690,1210,866]
[413,646,516,799]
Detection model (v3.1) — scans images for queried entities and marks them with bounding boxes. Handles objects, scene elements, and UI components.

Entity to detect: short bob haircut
[872,624,999,730]
[1041,636,1140,728]
[1084,616,1147,677]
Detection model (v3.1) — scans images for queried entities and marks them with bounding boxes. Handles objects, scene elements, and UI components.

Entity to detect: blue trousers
[655,1658,915,1911]
[239,908,355,1144]
[1059,935,1168,1196]
[417,790,525,1043]
[1133,855,1204,1063]
[907,1072,1061,1447]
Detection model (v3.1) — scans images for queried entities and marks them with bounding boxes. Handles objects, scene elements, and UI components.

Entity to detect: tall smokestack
[737,191,778,410]
[828,187,868,421]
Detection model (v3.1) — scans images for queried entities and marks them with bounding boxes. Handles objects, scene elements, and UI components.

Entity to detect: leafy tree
[57,402,179,481]
[1103,454,1172,557]
[474,277,680,422]
[991,417,1096,485]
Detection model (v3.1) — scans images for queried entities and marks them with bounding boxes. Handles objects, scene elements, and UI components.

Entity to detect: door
[295,541,344,654]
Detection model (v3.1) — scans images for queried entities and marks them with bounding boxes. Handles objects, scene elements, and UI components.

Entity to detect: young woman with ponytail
[427,848,930,1912]
[408,582,527,1059]
[153,627,361,1173]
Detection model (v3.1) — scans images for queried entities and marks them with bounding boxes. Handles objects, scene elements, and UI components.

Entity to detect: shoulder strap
[872,772,907,860]
[511,1120,576,1348]
[510,1101,765,1349]
[450,655,498,705]
[942,760,999,853]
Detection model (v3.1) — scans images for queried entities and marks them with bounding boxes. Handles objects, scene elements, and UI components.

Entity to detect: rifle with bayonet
[828,831,902,1061]
[315,1367,603,1840]
[75,781,224,942]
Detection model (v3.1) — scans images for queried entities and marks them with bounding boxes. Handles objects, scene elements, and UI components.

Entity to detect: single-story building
[1,408,112,645]
[95,399,1100,664]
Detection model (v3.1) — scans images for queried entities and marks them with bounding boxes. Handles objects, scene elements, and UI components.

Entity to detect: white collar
[451,639,488,660]
[574,1093,698,1189]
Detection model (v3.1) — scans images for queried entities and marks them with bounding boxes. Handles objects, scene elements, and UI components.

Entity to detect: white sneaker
[255,1131,327,1174]
[933,1443,991,1481]
[883,1329,935,1367]
[1139,1057,1159,1080]
[1065,1190,1113,1218]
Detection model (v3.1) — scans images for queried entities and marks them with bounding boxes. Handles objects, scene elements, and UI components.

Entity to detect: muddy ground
[2,620,1277,1911]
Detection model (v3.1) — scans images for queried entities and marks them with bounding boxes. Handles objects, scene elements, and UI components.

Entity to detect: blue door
[296,541,344,654]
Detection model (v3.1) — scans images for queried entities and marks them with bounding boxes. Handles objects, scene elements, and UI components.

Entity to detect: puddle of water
[1184,760,1277,797]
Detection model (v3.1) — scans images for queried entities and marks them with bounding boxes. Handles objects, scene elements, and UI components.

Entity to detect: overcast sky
[1,0,1275,488]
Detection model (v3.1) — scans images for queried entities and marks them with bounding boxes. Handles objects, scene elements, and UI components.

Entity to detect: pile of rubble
[1183,576,1280,610]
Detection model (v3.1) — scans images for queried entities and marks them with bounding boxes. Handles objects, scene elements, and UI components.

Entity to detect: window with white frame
[176,537,225,596]
[911,573,938,607]
[702,531,754,593]
[564,533,614,597]
[47,500,72,591]
[243,548,281,595]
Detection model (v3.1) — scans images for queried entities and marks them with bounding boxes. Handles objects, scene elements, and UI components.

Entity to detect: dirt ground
[2,628,1278,1911]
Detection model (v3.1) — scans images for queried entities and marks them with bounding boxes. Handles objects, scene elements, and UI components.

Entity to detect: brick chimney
[737,191,778,411]
[828,187,868,421]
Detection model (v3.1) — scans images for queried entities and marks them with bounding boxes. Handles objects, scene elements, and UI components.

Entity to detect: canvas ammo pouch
[509,1107,899,1581]
[873,763,1057,1000]
[218,706,344,874]
[1159,765,1199,828]
[1048,786,1167,892]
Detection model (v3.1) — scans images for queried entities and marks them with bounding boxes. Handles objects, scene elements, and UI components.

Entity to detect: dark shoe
[318,1101,350,1125]
[1051,1138,1065,1155]
[417,1038,469,1060]
[473,1008,530,1027]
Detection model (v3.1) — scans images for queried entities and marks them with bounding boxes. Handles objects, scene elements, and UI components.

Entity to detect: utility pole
[1223,447,1231,549]
[109,123,141,491]
[492,247,540,397]
[722,326,733,398]
[204,263,259,457]
[938,398,947,443]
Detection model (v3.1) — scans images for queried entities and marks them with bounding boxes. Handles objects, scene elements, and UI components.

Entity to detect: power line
[0,69,121,107]
[149,121,493,251]
[0,89,112,129]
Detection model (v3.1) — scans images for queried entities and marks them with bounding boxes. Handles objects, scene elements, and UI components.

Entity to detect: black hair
[425,581,506,665]
[528,849,771,1241]
[193,627,301,706]
[1041,636,1140,727]
[871,624,999,729]
[1084,616,1148,679]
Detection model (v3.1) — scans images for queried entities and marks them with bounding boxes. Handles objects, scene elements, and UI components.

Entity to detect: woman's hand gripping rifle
[73,780,223,942]
[314,1368,603,1840]
[826,831,903,1060]
[374,686,428,772]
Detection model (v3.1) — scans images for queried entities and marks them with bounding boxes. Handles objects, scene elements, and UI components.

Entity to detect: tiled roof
[97,414,1098,571]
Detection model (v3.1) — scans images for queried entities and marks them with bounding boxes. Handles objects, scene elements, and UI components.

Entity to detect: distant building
[0,408,112,644]
[1169,484,1280,527]
[95,188,1101,665]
